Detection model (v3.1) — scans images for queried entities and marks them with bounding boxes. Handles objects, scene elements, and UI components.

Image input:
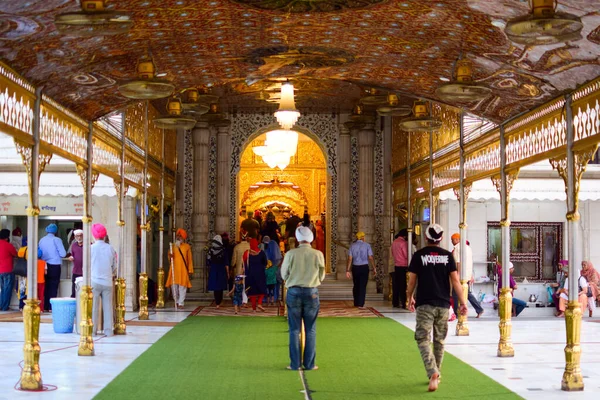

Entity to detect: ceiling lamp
[118,54,175,99]
[180,88,210,117]
[398,101,442,132]
[435,59,491,103]
[274,82,300,130]
[54,0,132,36]
[377,94,412,116]
[153,98,197,130]
[360,88,388,106]
[199,103,230,126]
[252,129,299,171]
[504,0,583,45]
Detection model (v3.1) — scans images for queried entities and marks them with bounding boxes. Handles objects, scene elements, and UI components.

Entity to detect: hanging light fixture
[435,58,491,103]
[152,98,197,130]
[398,101,442,132]
[54,0,132,36]
[504,0,583,45]
[252,129,299,171]
[180,88,210,117]
[377,94,412,116]
[118,54,175,99]
[274,81,300,130]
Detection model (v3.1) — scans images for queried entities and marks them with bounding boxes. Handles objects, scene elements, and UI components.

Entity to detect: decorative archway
[241,177,309,214]
[229,114,339,272]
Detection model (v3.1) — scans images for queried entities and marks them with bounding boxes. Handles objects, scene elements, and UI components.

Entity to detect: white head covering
[425,224,444,243]
[295,226,314,243]
[73,229,84,236]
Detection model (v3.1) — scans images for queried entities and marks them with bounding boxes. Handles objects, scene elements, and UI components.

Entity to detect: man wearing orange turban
[167,228,194,309]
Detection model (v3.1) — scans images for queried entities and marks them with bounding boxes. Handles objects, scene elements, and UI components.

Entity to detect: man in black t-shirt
[407,224,467,392]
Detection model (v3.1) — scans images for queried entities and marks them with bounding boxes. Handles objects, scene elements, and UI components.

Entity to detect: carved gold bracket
[452,184,472,203]
[14,139,52,207]
[491,170,519,221]
[550,144,598,216]
[113,180,130,223]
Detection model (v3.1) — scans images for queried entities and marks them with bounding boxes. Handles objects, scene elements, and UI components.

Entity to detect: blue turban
[46,224,58,234]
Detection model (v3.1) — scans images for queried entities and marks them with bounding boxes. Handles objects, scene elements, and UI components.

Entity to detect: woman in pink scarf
[581,261,600,317]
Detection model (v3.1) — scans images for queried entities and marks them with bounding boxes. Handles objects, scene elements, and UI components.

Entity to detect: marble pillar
[382,117,393,297]
[358,122,375,243]
[216,124,231,235]
[124,196,138,311]
[336,124,351,279]
[192,122,210,291]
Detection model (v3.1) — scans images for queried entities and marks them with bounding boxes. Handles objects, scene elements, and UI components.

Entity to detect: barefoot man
[407,224,467,392]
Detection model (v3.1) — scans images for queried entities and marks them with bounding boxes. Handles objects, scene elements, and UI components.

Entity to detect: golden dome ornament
[398,101,442,132]
[152,98,197,130]
[118,54,175,100]
[504,0,583,45]
[54,0,132,37]
[435,58,491,103]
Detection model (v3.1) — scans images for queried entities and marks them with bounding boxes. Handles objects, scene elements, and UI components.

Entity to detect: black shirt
[408,245,457,308]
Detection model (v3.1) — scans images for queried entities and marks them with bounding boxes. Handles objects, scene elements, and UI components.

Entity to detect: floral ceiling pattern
[0,0,599,122]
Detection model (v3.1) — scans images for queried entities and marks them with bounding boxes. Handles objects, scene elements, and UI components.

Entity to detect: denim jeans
[286,286,320,370]
[512,297,527,317]
[0,272,15,311]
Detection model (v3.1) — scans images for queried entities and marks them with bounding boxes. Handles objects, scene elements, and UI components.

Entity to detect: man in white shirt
[91,223,117,336]
[451,233,484,318]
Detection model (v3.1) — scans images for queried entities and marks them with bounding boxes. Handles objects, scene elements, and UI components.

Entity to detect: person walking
[281,226,325,371]
[17,241,46,312]
[38,224,66,312]
[67,229,84,298]
[207,235,229,308]
[391,229,410,308]
[262,235,283,305]
[91,224,117,336]
[407,224,467,392]
[166,228,194,309]
[346,232,376,308]
[450,233,484,318]
[0,229,17,311]
[244,238,268,312]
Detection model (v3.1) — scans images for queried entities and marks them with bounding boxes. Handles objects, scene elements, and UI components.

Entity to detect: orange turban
[176,228,188,240]
[451,233,460,241]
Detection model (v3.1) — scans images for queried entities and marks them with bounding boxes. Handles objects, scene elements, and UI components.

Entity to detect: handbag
[13,248,28,277]
[579,276,593,298]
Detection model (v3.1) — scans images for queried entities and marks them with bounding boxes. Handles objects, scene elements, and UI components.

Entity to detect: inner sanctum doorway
[238,130,330,272]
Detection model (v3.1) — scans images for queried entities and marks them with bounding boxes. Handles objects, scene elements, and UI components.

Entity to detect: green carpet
[95,317,521,400]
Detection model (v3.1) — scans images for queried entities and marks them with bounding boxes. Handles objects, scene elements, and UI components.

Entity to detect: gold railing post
[139,273,149,320]
[77,285,94,356]
[497,287,514,357]
[114,278,127,334]
[20,299,42,389]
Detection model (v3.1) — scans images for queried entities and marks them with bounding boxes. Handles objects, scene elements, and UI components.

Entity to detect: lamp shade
[274,82,300,130]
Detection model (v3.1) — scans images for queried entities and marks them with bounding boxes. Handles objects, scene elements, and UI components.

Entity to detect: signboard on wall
[0,195,95,216]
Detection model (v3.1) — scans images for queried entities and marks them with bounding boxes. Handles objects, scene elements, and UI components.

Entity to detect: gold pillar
[77,285,94,356]
[497,286,514,356]
[20,299,42,389]
[139,273,149,320]
[456,278,470,336]
[562,299,583,390]
[157,266,165,308]
[114,278,127,334]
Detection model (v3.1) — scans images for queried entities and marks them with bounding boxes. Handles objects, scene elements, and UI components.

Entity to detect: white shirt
[91,241,117,286]
[452,243,473,280]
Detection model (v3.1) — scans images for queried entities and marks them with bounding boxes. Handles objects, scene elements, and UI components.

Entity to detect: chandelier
[274,82,300,130]
[252,129,299,170]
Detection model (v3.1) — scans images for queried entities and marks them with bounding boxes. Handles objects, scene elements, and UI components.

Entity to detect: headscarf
[356,231,365,240]
[12,227,22,237]
[176,228,188,241]
[46,224,58,234]
[581,261,600,284]
[207,235,224,261]
[92,223,107,240]
[265,240,283,267]
[451,233,460,241]
[249,238,260,253]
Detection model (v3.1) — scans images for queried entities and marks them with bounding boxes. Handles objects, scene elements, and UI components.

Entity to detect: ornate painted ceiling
[1,0,599,122]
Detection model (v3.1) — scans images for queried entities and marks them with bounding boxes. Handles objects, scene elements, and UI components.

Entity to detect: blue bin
[50,298,77,334]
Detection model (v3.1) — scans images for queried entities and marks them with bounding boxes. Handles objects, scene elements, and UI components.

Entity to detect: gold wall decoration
[240,134,327,217]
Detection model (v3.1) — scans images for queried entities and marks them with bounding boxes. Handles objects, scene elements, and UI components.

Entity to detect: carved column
[358,121,375,244]
[139,101,150,321]
[157,128,166,309]
[192,122,210,291]
[215,122,231,235]
[337,123,351,279]
[429,130,435,224]
[550,94,597,391]
[382,117,393,297]
[114,113,128,331]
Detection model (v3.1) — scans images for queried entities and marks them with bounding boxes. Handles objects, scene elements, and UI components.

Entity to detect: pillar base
[78,285,95,356]
[497,287,514,357]
[156,268,165,309]
[114,278,127,335]
[20,299,43,390]
[138,273,149,320]
[455,280,470,336]
[561,301,584,391]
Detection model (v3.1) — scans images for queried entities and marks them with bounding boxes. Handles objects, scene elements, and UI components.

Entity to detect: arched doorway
[238,129,330,270]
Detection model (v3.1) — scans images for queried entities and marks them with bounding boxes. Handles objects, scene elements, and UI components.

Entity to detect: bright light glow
[252,129,299,170]
[274,82,300,130]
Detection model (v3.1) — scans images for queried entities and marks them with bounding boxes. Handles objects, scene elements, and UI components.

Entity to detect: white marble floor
[0,303,198,400]
[385,311,600,400]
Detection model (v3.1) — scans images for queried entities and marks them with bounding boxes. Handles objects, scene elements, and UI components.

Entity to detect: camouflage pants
[414,304,449,378]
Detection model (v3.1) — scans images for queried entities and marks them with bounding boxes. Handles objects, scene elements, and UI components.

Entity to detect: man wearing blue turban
[38,224,66,311]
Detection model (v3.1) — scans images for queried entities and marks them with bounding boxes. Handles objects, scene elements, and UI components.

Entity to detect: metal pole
[497,125,514,357]
[138,101,149,320]
[78,122,95,355]
[406,132,412,309]
[561,93,584,391]
[20,86,43,389]
[157,128,166,308]
[429,129,434,224]
[114,111,127,334]
[456,111,469,336]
